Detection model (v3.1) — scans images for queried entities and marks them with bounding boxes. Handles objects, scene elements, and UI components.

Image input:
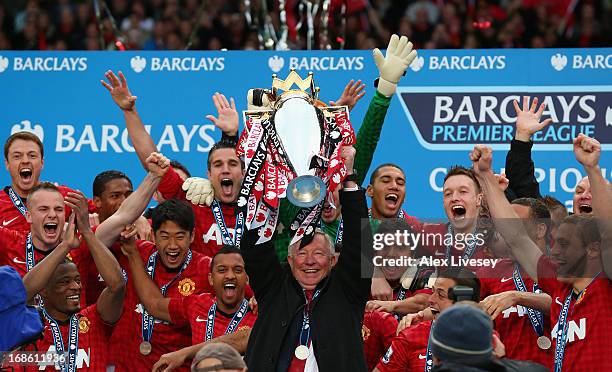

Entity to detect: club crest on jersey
[361,325,370,341]
[79,317,90,334]
[178,278,196,296]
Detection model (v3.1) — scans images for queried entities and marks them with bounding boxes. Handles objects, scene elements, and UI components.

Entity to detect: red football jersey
[71,225,128,307]
[417,222,493,273]
[537,256,612,371]
[23,305,112,371]
[375,320,431,372]
[362,310,398,371]
[0,226,54,277]
[168,293,257,344]
[0,185,78,232]
[479,258,552,367]
[109,241,212,372]
[158,167,237,257]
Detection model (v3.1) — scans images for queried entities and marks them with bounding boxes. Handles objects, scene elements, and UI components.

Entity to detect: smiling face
[207,147,243,204]
[551,222,589,282]
[5,138,44,197]
[41,262,82,320]
[154,220,194,269]
[573,177,592,215]
[428,277,456,316]
[287,233,337,290]
[443,174,481,233]
[209,252,248,312]
[26,188,65,250]
[367,166,406,219]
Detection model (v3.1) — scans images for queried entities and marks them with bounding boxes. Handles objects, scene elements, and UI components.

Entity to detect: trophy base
[287,175,327,208]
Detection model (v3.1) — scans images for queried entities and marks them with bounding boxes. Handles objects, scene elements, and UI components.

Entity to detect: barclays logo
[268,55,284,73]
[0,56,8,73]
[130,56,147,73]
[11,120,44,142]
[409,56,425,72]
[551,53,568,71]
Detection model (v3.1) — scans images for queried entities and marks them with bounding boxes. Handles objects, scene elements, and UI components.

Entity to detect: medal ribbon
[211,200,244,247]
[511,264,544,338]
[444,223,477,263]
[204,298,250,341]
[5,186,28,218]
[41,308,79,372]
[298,289,321,349]
[141,250,193,344]
[553,272,601,372]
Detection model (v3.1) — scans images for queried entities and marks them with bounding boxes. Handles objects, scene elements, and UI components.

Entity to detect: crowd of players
[1,33,611,372]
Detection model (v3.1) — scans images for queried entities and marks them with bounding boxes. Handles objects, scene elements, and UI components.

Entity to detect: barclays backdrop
[1,49,611,217]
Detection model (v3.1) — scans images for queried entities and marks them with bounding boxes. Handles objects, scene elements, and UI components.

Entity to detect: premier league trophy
[236,69,355,245]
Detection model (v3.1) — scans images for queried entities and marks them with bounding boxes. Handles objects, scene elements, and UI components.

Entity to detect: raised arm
[95,152,169,247]
[120,228,171,322]
[471,145,541,280]
[336,147,373,301]
[152,327,252,372]
[66,191,125,324]
[505,97,552,200]
[355,34,416,186]
[22,215,79,302]
[573,134,612,277]
[101,70,157,167]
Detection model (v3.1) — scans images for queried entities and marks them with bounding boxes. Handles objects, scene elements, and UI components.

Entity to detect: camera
[448,285,476,303]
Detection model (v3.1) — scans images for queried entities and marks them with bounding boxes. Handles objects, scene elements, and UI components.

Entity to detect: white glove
[372,34,417,97]
[182,177,215,206]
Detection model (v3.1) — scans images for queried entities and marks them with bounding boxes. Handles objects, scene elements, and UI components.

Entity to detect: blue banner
[1,48,610,217]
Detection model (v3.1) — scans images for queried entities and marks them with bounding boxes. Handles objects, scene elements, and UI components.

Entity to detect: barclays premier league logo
[397,86,612,151]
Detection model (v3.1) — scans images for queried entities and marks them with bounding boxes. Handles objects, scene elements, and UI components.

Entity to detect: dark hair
[443,166,481,192]
[26,182,61,208]
[369,163,405,185]
[4,131,44,160]
[210,245,243,272]
[560,214,600,246]
[207,140,242,170]
[92,170,132,197]
[512,197,551,241]
[151,199,195,233]
[170,160,191,178]
[438,267,481,302]
[541,195,568,216]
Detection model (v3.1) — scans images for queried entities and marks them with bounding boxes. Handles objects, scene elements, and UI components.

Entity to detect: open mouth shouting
[19,167,34,183]
[43,222,59,239]
[451,205,467,220]
[165,250,182,267]
[577,203,592,214]
[384,193,399,211]
[220,178,234,198]
[223,282,237,298]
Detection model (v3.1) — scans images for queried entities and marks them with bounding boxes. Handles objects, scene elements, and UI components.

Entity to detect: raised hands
[206,92,238,136]
[65,190,92,234]
[470,144,494,176]
[101,70,137,111]
[512,96,552,142]
[573,133,601,169]
[373,34,418,96]
[329,79,366,111]
[145,152,171,178]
